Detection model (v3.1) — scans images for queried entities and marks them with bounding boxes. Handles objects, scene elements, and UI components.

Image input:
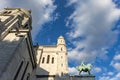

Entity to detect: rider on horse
[76,61,92,75]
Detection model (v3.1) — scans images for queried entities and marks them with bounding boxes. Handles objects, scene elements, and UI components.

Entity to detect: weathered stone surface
[0,8,36,80]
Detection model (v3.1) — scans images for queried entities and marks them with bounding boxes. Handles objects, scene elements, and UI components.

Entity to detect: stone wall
[0,8,36,80]
[36,36,68,80]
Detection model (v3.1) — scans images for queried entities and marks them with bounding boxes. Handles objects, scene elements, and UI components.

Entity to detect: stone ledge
[70,75,95,80]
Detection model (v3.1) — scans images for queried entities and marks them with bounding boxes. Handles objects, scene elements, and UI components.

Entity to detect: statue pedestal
[70,75,95,80]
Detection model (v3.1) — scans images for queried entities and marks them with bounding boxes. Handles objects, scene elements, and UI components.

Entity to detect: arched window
[42,57,45,63]
[52,57,54,64]
[47,55,50,63]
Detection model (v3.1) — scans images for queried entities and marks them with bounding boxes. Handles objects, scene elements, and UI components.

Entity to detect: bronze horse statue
[76,61,92,75]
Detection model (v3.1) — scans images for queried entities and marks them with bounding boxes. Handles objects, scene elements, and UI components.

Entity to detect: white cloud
[111,54,120,71]
[116,72,120,78]
[99,76,110,80]
[68,67,78,75]
[0,1,9,10]
[99,72,120,80]
[67,0,77,6]
[92,67,102,73]
[108,72,114,76]
[68,47,97,62]
[67,0,120,62]
[0,0,56,39]
[114,54,120,60]
[112,62,120,71]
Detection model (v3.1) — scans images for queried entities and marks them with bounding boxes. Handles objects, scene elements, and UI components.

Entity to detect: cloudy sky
[1,0,120,80]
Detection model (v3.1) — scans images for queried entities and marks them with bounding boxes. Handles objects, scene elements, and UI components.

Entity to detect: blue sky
[1,0,120,80]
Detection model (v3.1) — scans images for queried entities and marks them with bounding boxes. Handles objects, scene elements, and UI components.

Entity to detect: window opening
[52,57,54,64]
[47,55,50,63]
[21,61,29,80]
[61,72,64,76]
[8,11,12,14]
[42,57,45,63]
[3,11,7,14]
[61,47,63,51]
[61,64,63,67]
[13,61,23,80]
[26,73,30,80]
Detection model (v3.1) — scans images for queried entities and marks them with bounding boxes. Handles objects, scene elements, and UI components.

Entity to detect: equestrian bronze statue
[76,61,92,75]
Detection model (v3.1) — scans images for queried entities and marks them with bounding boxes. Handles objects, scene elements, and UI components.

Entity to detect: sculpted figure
[76,61,92,75]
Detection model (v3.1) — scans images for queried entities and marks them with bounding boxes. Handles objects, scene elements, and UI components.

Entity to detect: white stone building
[35,36,68,80]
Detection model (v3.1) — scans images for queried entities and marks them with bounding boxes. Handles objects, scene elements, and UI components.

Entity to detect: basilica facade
[35,36,68,80]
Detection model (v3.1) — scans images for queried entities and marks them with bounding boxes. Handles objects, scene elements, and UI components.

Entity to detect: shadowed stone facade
[0,8,36,80]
